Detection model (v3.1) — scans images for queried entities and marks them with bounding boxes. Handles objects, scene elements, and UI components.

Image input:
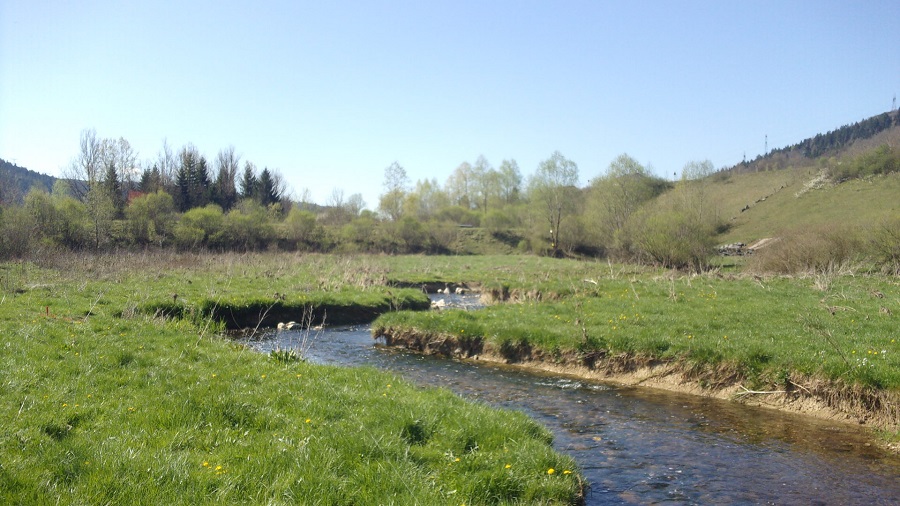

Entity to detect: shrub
[748,224,865,274]
[0,205,34,258]
[831,144,900,181]
[223,201,274,251]
[280,208,320,249]
[870,216,900,272]
[125,190,175,246]
[628,208,717,271]
[435,205,481,227]
[482,208,516,233]
[174,204,225,250]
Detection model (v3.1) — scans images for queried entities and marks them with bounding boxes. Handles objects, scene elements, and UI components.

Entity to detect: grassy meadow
[0,253,582,505]
[374,255,900,438]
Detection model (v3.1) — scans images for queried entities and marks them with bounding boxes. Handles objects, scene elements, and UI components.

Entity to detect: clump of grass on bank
[0,254,582,504]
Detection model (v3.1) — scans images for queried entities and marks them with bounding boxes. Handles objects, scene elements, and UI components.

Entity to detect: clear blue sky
[2,1,898,208]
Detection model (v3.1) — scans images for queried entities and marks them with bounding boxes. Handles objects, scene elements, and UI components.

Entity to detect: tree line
[1,129,728,270]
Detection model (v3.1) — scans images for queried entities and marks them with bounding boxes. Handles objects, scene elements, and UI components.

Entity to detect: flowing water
[242,295,900,505]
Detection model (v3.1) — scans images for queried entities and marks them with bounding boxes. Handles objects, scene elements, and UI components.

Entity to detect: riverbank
[373,325,900,455]
[372,266,900,451]
[0,254,584,505]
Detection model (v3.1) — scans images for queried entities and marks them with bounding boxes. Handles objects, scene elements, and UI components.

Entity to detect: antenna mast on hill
[893,94,897,111]
[765,134,768,155]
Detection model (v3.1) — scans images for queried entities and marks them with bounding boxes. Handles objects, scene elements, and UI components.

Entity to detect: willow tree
[527,151,579,252]
[378,161,409,221]
[587,153,669,255]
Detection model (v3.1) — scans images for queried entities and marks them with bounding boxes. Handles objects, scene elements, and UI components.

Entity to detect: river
[241,295,900,505]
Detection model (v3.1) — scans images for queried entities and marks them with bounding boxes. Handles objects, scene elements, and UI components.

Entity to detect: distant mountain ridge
[0,158,56,205]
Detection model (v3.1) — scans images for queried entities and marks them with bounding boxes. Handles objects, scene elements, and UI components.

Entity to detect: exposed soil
[375,326,900,453]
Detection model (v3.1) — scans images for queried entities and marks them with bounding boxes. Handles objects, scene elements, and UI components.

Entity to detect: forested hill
[728,109,900,174]
[0,158,56,205]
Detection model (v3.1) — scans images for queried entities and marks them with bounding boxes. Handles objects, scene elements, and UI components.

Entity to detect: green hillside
[708,123,900,247]
[713,168,900,244]
[0,158,56,205]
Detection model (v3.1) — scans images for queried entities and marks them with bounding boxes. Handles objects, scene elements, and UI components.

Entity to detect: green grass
[0,254,582,505]
[382,254,654,298]
[376,263,900,391]
[712,168,900,244]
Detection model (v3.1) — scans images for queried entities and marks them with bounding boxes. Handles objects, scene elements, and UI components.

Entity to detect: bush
[748,224,865,274]
[482,208,516,233]
[435,205,481,227]
[174,205,224,250]
[223,201,274,250]
[831,144,900,181]
[0,205,35,258]
[280,208,320,250]
[628,208,717,271]
[125,190,175,246]
[870,216,900,272]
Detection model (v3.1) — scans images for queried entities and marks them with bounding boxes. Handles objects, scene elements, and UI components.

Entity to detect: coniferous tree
[102,160,125,217]
[240,162,258,200]
[174,163,191,212]
[256,167,280,207]
[190,156,211,208]
[139,165,164,194]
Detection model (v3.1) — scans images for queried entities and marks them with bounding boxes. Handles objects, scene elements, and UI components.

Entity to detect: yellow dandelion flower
[305,419,311,423]
[547,468,555,475]
[455,458,461,462]
[203,461,209,467]
[563,470,572,475]
[505,464,512,469]
[215,465,222,471]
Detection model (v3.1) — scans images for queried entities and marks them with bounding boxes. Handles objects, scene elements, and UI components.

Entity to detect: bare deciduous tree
[528,151,579,252]
[63,128,102,200]
[214,145,240,210]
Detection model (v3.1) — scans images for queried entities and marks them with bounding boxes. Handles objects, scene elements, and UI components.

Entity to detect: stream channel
[241,293,900,505]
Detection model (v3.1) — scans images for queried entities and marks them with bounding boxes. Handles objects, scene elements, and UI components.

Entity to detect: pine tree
[240,163,258,200]
[189,156,211,208]
[139,165,163,193]
[102,161,125,217]
[256,168,280,206]
[175,163,191,212]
